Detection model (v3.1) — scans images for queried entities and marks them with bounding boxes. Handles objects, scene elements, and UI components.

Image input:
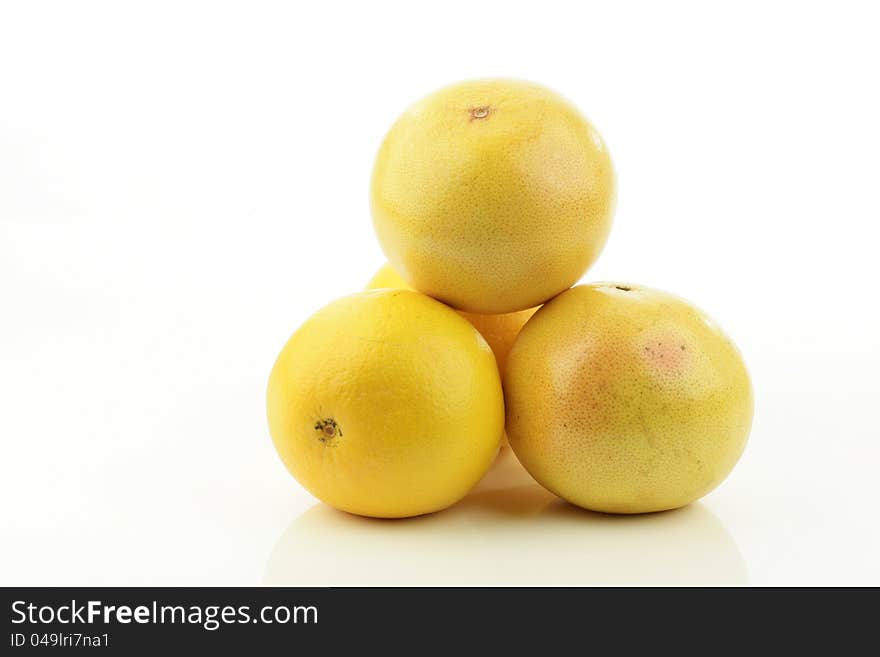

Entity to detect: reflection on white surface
[265,450,746,585]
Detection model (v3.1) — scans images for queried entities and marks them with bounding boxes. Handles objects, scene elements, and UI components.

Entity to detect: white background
[2,1,878,585]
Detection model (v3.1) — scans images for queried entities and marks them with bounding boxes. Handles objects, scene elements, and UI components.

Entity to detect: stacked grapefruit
[267,79,753,518]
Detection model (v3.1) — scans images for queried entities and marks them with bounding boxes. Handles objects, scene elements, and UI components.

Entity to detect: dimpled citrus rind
[504,283,753,514]
[267,289,505,518]
[371,79,616,314]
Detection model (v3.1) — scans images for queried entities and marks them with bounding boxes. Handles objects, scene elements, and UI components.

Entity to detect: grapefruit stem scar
[470,106,491,120]
[314,418,342,442]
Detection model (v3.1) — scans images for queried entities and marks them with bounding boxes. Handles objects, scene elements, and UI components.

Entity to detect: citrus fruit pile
[267,79,754,518]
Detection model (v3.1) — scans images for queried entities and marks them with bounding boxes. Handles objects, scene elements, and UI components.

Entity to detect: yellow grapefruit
[267,289,504,518]
[371,79,615,313]
[504,283,753,513]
